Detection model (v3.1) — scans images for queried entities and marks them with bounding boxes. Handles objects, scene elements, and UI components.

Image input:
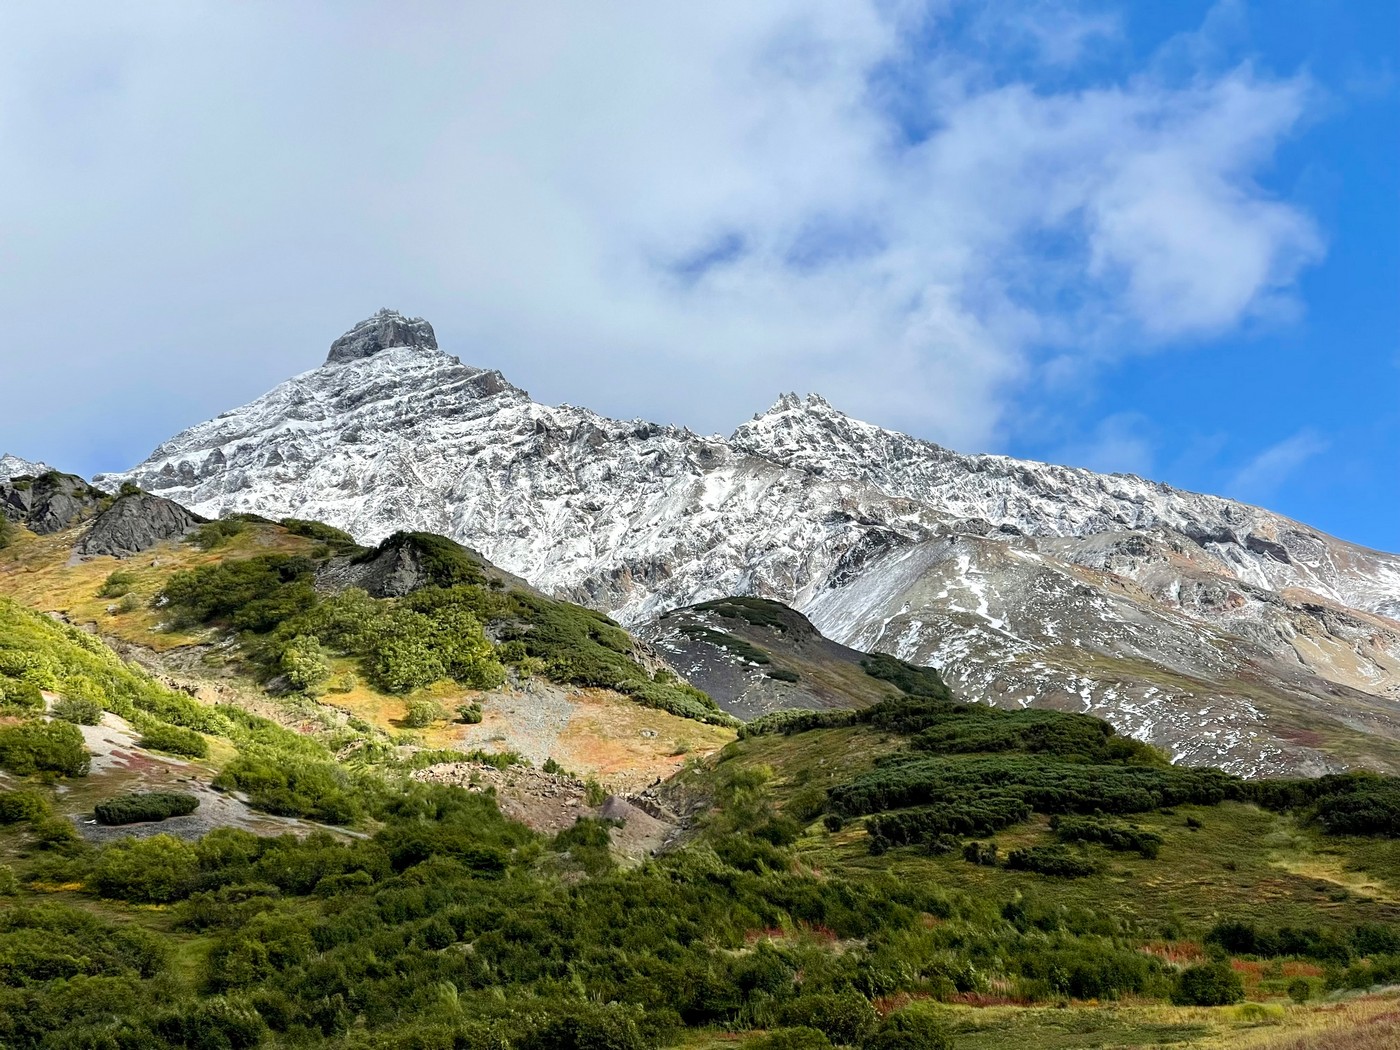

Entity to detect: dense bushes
[1311,778,1400,836]
[1052,815,1162,858]
[95,792,199,826]
[281,517,364,554]
[51,693,103,725]
[136,721,209,758]
[1204,919,1397,963]
[1005,845,1098,878]
[0,720,90,776]
[1171,961,1243,1005]
[867,797,1030,845]
[154,529,733,724]
[214,752,365,825]
[831,755,1235,822]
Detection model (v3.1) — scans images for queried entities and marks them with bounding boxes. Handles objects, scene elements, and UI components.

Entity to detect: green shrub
[749,1028,832,1049]
[1287,977,1313,1003]
[1052,814,1162,858]
[98,570,138,598]
[766,667,800,683]
[280,634,331,693]
[52,694,103,725]
[0,677,45,710]
[189,518,248,550]
[0,789,48,824]
[517,1003,646,1050]
[1172,961,1244,1006]
[776,992,878,1046]
[402,699,445,728]
[1005,845,1098,878]
[0,719,90,776]
[95,792,200,826]
[328,671,358,693]
[867,1008,953,1050]
[281,518,364,554]
[457,702,483,724]
[116,592,143,614]
[92,834,201,902]
[136,722,209,758]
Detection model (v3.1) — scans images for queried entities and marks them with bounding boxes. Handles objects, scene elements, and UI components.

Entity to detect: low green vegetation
[680,623,773,664]
[156,530,731,724]
[94,791,200,826]
[136,721,209,758]
[0,719,89,777]
[695,596,795,633]
[2,516,1398,1047]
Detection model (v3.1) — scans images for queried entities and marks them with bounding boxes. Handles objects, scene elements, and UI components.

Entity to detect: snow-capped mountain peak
[99,312,1400,775]
[325,308,439,365]
[0,453,55,481]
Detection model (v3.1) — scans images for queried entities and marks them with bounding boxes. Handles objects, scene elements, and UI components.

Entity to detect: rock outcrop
[76,491,207,558]
[0,470,107,534]
[325,308,437,365]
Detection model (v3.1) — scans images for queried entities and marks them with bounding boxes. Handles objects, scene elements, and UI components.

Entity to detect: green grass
[709,722,1400,936]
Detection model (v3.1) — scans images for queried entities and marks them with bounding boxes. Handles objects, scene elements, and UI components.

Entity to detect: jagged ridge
[99,311,1400,775]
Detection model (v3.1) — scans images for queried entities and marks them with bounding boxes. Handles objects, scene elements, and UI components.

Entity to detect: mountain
[0,453,54,481]
[638,596,921,721]
[102,310,1400,775]
[0,469,108,535]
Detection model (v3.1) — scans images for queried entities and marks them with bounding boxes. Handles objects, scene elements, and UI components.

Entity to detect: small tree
[280,635,331,694]
[53,694,103,725]
[1172,961,1244,1006]
[402,699,444,728]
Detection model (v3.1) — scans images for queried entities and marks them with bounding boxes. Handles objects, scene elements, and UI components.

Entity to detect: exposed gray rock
[0,471,107,534]
[316,531,537,598]
[76,492,207,558]
[325,308,436,365]
[100,311,1400,775]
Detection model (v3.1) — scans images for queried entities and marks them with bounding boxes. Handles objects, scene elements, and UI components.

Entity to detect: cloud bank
[0,1,1321,469]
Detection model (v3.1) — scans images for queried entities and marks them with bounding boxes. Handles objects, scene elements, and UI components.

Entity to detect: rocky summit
[324,307,438,365]
[101,311,1400,775]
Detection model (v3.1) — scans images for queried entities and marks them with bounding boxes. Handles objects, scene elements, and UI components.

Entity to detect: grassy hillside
[0,514,735,787]
[3,505,1400,1048]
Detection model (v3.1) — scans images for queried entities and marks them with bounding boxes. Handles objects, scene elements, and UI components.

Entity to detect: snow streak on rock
[101,312,1400,775]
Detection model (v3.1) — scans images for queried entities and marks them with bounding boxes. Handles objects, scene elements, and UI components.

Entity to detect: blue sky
[0,1,1395,550]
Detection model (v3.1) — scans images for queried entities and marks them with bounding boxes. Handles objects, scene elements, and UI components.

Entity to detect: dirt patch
[412,761,683,862]
[443,680,734,791]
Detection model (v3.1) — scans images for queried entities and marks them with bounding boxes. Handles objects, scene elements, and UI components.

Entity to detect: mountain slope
[639,596,930,721]
[101,311,1400,775]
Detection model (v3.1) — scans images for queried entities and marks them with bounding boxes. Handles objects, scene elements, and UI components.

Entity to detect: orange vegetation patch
[1140,940,1207,965]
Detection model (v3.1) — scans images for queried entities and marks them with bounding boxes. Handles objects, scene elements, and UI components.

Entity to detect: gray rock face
[639,598,900,721]
[325,308,437,365]
[101,313,1400,775]
[76,492,207,558]
[316,532,536,599]
[0,471,106,534]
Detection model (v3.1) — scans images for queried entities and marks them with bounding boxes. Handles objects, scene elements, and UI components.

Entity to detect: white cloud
[1228,429,1330,503]
[0,1,1323,471]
